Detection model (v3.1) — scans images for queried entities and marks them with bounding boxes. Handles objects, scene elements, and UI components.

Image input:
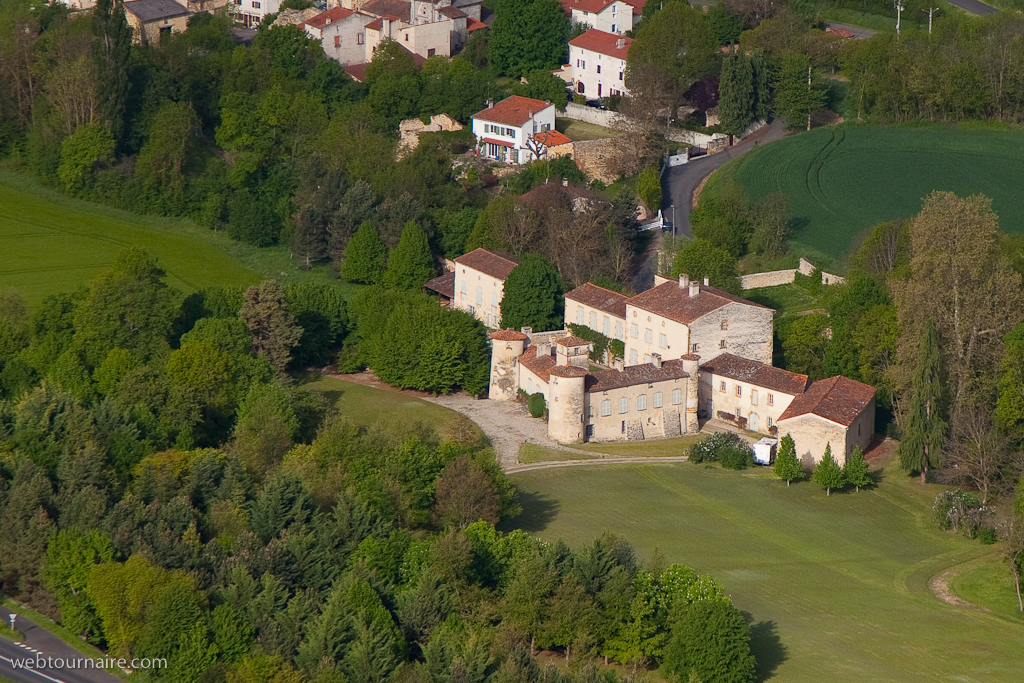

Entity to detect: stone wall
[397,114,462,161]
[687,300,774,366]
[556,102,621,127]
[571,138,622,185]
[739,258,847,290]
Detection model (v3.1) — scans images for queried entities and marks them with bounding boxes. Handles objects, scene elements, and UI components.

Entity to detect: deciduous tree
[489,0,570,77]
[239,280,303,376]
[500,255,565,331]
[670,238,741,294]
[433,455,499,529]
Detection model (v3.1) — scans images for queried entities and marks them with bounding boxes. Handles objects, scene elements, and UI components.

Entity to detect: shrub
[933,489,991,537]
[977,526,998,545]
[528,392,546,418]
[637,164,662,213]
[689,432,751,468]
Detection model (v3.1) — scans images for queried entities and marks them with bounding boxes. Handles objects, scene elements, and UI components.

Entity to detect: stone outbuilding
[776,376,876,467]
[123,0,190,45]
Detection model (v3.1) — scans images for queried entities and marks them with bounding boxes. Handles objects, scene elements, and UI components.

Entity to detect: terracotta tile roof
[472,96,554,127]
[437,5,467,18]
[778,376,876,427]
[361,0,411,21]
[565,282,628,319]
[556,335,591,348]
[626,281,769,325]
[454,248,519,280]
[550,365,590,378]
[365,17,385,29]
[489,329,528,341]
[701,354,809,396]
[479,137,514,148]
[534,130,572,147]
[586,359,689,392]
[569,29,632,59]
[305,6,353,29]
[561,0,617,14]
[343,63,368,82]
[124,0,189,21]
[623,0,647,15]
[424,271,454,298]
[520,345,556,382]
[467,18,487,30]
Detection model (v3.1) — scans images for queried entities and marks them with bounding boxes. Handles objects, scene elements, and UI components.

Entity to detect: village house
[698,353,809,436]
[560,28,631,100]
[433,248,519,328]
[302,6,374,65]
[471,96,556,165]
[560,0,645,35]
[565,282,628,342]
[235,0,282,27]
[123,0,190,45]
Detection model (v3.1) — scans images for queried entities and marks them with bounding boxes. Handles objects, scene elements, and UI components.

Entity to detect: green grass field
[555,119,620,141]
[299,376,478,440]
[710,125,1024,267]
[744,284,822,320]
[507,453,1024,682]
[519,444,597,463]
[0,171,363,309]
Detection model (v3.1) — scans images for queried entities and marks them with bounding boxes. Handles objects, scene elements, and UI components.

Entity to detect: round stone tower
[488,329,527,400]
[546,365,589,443]
[680,353,700,434]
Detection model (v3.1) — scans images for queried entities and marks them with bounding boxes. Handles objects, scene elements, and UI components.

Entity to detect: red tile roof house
[560,0,646,34]
[560,28,632,99]
[471,96,557,165]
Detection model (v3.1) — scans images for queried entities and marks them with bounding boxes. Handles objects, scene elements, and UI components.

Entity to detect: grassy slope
[707,125,1024,267]
[299,376,476,439]
[507,453,1024,682]
[0,171,363,309]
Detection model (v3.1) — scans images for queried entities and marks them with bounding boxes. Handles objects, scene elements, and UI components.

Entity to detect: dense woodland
[0,251,760,683]
[4,0,1024,677]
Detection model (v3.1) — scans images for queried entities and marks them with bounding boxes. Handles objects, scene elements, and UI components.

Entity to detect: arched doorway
[748,412,759,433]
[577,82,585,94]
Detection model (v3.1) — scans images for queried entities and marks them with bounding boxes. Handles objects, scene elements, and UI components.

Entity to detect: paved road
[662,119,789,237]
[946,0,997,14]
[0,614,121,683]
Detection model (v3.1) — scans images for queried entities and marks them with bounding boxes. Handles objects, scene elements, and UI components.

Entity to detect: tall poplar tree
[92,0,132,148]
[897,319,946,483]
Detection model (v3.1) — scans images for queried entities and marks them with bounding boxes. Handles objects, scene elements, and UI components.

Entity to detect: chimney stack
[689,280,700,297]
[487,98,494,109]
[679,273,689,289]
[651,352,662,369]
[703,276,709,286]
[520,326,532,337]
[613,357,624,371]
[616,38,625,49]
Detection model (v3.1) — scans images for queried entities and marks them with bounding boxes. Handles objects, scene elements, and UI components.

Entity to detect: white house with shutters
[561,28,631,100]
[560,0,645,34]
[470,96,556,165]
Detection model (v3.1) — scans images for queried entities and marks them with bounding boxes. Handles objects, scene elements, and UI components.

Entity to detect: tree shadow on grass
[744,616,787,682]
[499,489,560,533]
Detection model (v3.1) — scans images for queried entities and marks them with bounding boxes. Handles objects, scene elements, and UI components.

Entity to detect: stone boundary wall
[740,257,846,290]
[571,138,620,185]
[556,103,621,128]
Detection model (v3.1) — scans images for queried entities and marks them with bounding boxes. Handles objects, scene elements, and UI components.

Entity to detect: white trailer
[753,437,778,466]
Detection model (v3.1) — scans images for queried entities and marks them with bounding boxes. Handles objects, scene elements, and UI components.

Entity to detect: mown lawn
[575,434,702,457]
[744,283,822,320]
[507,452,1024,682]
[519,444,597,463]
[705,124,1024,265]
[0,171,363,309]
[555,118,620,141]
[299,376,476,440]
[952,559,1024,622]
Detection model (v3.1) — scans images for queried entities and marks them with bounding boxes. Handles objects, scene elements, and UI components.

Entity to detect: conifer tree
[383,222,436,289]
[340,222,387,284]
[718,52,754,136]
[843,445,871,492]
[239,281,303,377]
[92,0,132,148]
[812,444,844,496]
[897,319,947,483]
[773,434,803,486]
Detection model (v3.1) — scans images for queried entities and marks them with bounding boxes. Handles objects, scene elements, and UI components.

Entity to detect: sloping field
[508,453,1024,682]
[715,125,1024,263]
[0,172,362,309]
